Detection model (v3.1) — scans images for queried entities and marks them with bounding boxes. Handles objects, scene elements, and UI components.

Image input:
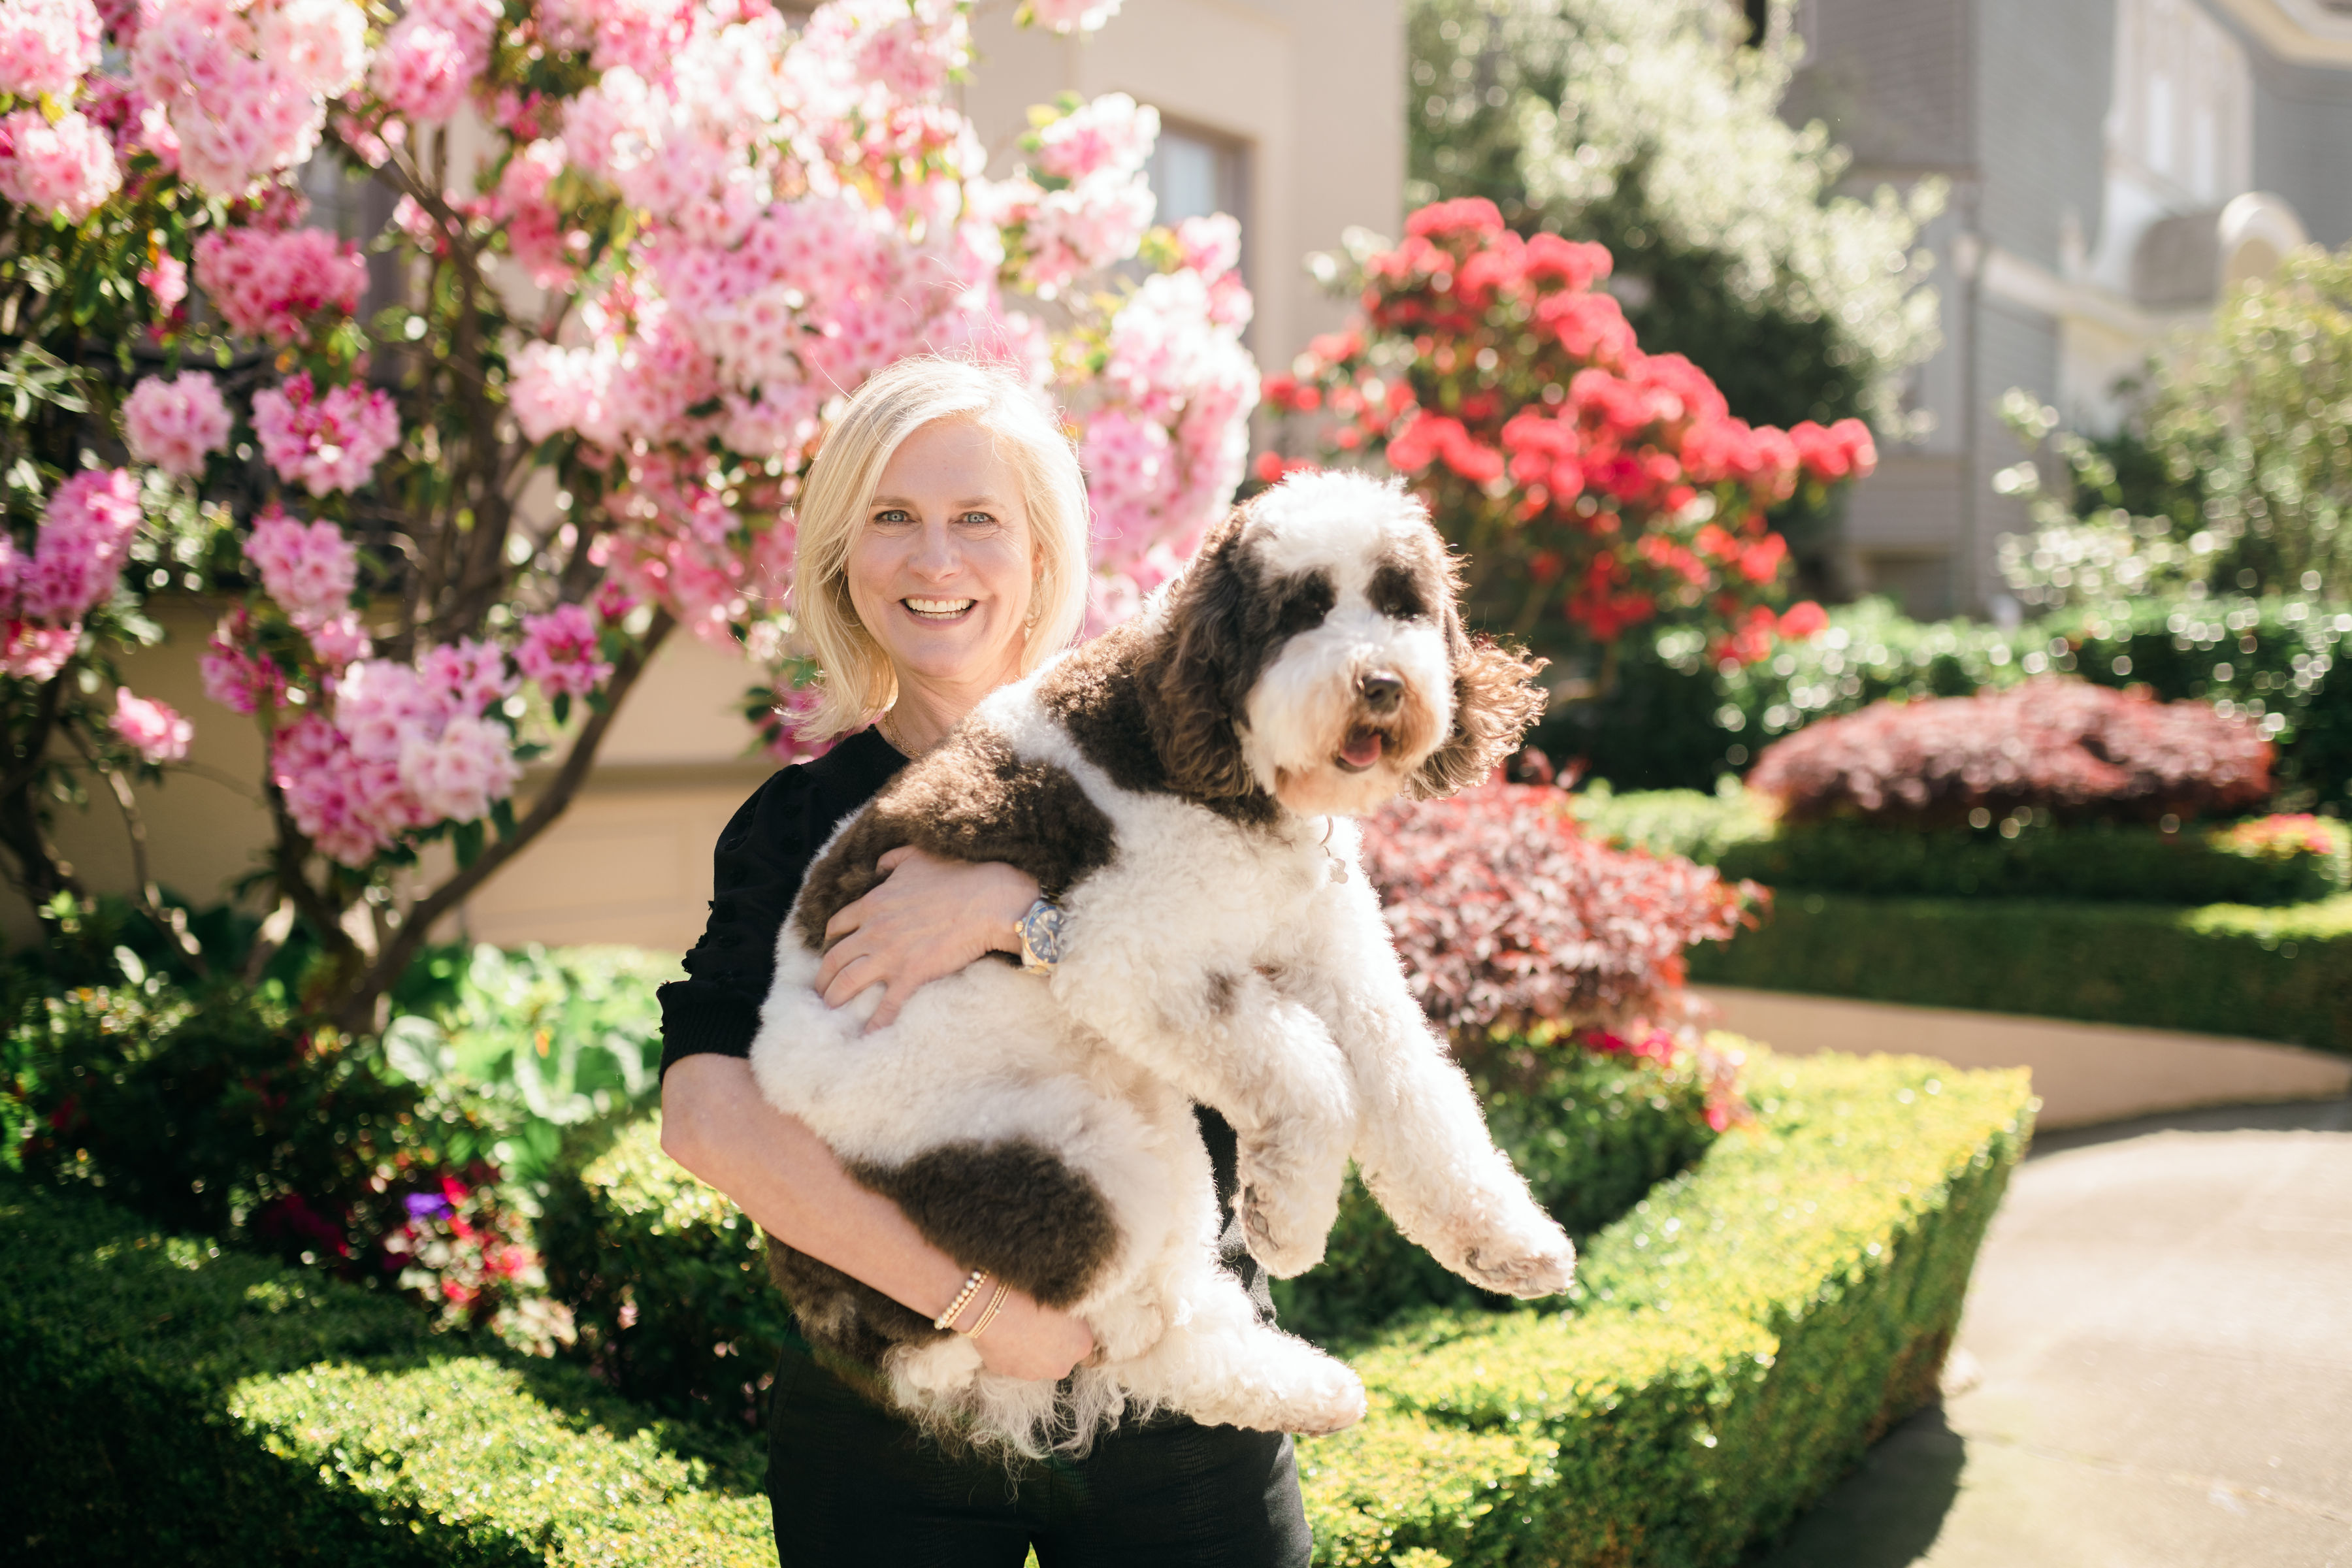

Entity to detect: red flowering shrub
[1748,678,2275,826]
[1360,779,1760,1040]
[1261,198,1870,663]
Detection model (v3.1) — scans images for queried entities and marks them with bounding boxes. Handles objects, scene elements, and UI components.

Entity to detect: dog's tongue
[1341,728,1384,768]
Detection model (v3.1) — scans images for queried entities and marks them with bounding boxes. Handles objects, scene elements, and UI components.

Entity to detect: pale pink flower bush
[2,0,1255,1016]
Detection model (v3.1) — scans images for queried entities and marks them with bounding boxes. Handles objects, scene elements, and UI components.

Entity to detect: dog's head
[1147,470,1546,817]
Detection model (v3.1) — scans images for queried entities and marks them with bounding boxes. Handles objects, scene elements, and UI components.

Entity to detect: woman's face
[846,417,1039,698]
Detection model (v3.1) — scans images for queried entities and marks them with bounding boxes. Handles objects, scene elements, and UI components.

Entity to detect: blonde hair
[791,357,1092,739]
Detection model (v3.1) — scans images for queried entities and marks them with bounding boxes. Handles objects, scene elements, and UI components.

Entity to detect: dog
[747,468,1578,1455]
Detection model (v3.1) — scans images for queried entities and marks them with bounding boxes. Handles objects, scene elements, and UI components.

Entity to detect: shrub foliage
[1,1051,2031,1568]
[1564,593,2352,807]
[1360,781,1759,1043]
[1262,197,1862,666]
[1746,678,2274,827]
[1689,892,2352,1053]
[1716,814,2348,907]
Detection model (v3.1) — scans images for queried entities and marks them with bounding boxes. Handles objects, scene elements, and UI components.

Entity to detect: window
[1147,120,1249,248]
[2108,0,2251,206]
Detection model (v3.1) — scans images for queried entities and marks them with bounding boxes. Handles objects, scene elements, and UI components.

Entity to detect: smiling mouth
[1335,727,1386,772]
[902,597,976,622]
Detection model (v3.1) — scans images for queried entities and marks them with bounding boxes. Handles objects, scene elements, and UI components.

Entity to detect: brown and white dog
[749,468,1576,1455]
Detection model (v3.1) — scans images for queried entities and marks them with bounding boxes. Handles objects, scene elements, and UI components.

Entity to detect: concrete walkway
[1744,1098,2352,1568]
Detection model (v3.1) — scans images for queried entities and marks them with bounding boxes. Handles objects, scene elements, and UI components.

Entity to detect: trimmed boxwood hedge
[1714,819,2350,906]
[0,1175,772,1568]
[3,1049,2029,1567]
[1296,1049,2030,1567]
[538,1114,798,1430]
[1690,892,2352,1053]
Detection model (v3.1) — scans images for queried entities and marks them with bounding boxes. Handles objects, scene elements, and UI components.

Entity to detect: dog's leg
[1282,880,1577,1300]
[1050,953,1356,1277]
[1106,1254,1365,1437]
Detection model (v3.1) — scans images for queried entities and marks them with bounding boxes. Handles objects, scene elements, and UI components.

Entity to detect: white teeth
[904,597,975,616]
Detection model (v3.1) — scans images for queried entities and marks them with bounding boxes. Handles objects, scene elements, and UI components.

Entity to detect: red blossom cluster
[1748,678,2276,826]
[1260,198,1870,661]
[1358,779,1761,1043]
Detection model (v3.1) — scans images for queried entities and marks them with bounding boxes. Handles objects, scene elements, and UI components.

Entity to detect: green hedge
[1298,1049,2033,1566]
[5,1049,2031,1568]
[1561,593,2352,804]
[538,1114,796,1431]
[1689,892,2352,1052]
[1714,818,2350,906]
[0,1175,773,1567]
[1274,1048,1720,1345]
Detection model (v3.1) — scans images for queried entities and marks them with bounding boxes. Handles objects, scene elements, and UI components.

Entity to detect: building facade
[1789,0,2352,619]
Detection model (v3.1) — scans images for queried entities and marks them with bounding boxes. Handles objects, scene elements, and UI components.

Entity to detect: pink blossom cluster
[0,106,120,221]
[131,0,365,196]
[0,467,140,680]
[20,466,139,621]
[992,93,1159,294]
[493,139,585,288]
[370,0,498,123]
[252,372,400,495]
[1076,238,1259,623]
[273,644,523,864]
[246,505,358,630]
[193,225,367,343]
[121,372,232,477]
[110,687,191,763]
[515,602,612,698]
[198,608,286,713]
[0,0,100,97]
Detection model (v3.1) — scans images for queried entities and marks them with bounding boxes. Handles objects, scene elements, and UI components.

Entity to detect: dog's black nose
[1360,671,1404,713]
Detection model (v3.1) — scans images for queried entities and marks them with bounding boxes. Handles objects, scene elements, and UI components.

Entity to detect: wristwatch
[1015,896,1067,975]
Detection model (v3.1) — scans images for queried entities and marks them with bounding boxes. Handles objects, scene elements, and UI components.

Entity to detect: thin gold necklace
[877,706,927,757]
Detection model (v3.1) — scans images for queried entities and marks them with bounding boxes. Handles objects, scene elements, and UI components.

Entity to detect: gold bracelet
[962,1281,1012,1339]
[933,1268,988,1331]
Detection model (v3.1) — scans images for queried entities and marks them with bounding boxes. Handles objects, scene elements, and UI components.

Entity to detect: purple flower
[403,1191,453,1221]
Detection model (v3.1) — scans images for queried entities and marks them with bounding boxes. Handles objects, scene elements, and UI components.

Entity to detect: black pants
[765,1344,1315,1567]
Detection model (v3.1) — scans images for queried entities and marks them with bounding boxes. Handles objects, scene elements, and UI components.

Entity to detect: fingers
[875,844,917,874]
[819,951,881,1010]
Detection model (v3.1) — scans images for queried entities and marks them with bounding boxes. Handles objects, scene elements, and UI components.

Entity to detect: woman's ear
[1149,504,1260,799]
[1411,600,1548,799]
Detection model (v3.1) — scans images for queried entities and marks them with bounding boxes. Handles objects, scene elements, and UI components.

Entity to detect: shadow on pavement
[1739,1403,1966,1568]
[2025,1095,2350,1160]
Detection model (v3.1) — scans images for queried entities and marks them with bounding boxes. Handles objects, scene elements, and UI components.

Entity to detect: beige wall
[72,0,1406,960]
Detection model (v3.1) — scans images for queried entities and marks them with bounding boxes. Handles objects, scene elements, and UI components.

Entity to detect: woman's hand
[959,1288,1097,1382]
[815,847,1039,1030]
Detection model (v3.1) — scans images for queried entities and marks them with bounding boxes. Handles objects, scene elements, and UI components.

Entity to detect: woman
[657,356,1315,1567]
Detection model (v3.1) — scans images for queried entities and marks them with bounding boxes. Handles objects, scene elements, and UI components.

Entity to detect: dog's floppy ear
[1148,503,1260,800]
[1411,590,1548,800]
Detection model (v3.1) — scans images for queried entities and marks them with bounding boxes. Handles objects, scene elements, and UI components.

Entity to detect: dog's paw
[1281,1359,1367,1437]
[1459,1230,1578,1299]
[1239,1179,1331,1278]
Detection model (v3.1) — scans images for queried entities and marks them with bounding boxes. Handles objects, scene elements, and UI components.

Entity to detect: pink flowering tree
[0,0,1256,1030]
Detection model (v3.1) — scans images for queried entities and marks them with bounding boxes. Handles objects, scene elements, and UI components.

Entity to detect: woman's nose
[908,520,959,578]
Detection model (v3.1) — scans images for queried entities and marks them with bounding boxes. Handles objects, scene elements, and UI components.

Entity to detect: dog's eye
[1369,561,1428,621]
[1275,571,1335,636]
